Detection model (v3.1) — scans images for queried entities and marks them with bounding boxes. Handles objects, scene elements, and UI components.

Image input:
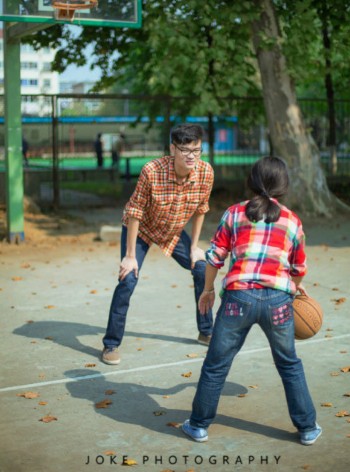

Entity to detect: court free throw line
[0,333,349,393]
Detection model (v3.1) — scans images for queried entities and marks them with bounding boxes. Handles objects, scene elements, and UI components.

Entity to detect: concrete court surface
[0,207,349,472]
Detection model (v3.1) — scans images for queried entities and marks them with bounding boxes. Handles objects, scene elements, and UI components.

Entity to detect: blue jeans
[103,226,213,348]
[190,289,317,433]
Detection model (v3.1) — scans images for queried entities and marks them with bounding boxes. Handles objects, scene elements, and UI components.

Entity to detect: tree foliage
[27,1,261,116]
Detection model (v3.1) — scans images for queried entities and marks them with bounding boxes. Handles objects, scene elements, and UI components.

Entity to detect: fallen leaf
[163,395,170,399]
[181,371,192,378]
[313,283,319,286]
[340,350,348,354]
[166,422,180,428]
[302,466,311,470]
[95,399,112,409]
[12,276,23,281]
[44,305,55,309]
[90,290,97,294]
[326,328,333,331]
[343,393,350,397]
[340,366,350,373]
[105,390,116,395]
[137,348,143,351]
[238,394,248,398]
[321,402,333,407]
[176,305,182,308]
[39,415,57,423]
[17,391,40,399]
[331,287,339,291]
[122,458,137,466]
[160,470,175,472]
[26,320,34,324]
[104,450,117,456]
[85,363,96,368]
[153,410,166,416]
[38,401,48,406]
[332,297,346,305]
[330,372,340,377]
[45,336,54,340]
[248,385,258,389]
[335,410,349,417]
[186,353,198,358]
[171,284,177,288]
[21,263,31,269]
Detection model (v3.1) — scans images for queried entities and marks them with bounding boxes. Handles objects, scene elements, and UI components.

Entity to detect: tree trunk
[321,22,337,175]
[251,0,346,215]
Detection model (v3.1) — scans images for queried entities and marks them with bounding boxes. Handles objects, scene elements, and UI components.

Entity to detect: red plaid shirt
[207,200,307,294]
[122,156,214,256]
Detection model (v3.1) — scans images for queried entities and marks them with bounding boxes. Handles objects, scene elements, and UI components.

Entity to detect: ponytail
[245,156,289,223]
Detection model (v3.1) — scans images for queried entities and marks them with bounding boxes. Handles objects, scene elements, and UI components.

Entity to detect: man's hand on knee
[119,256,139,280]
[190,246,206,269]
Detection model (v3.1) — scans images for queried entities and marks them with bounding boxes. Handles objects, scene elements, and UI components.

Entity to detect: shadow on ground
[64,368,297,443]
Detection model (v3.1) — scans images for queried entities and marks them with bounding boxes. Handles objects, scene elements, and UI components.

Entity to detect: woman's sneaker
[300,423,322,445]
[182,419,208,442]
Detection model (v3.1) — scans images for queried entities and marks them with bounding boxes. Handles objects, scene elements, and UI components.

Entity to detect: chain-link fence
[1,94,350,179]
[0,94,350,206]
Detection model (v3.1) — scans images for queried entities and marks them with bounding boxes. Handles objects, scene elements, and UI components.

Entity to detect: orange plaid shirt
[122,156,214,256]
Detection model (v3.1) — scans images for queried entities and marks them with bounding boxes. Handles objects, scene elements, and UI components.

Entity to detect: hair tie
[261,191,270,198]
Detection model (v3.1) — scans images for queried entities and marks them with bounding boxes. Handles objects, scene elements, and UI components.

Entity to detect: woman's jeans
[190,289,317,433]
[103,226,213,348]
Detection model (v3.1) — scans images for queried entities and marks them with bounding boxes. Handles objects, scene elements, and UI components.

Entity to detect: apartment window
[21,79,38,86]
[21,44,35,53]
[43,79,51,89]
[22,62,38,70]
[42,62,52,72]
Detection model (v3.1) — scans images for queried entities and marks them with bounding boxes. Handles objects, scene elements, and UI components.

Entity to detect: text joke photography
[85,453,282,466]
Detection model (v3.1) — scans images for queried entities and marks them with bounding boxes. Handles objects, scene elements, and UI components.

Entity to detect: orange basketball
[293,295,323,340]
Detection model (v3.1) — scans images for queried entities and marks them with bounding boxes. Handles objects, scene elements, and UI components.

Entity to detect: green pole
[4,25,24,243]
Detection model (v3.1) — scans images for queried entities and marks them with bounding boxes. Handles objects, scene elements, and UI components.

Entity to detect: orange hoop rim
[52,0,98,11]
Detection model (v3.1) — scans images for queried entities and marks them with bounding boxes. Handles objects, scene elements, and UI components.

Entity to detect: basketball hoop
[52,1,98,22]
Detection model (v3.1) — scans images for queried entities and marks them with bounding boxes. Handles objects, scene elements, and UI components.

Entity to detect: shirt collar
[168,156,198,184]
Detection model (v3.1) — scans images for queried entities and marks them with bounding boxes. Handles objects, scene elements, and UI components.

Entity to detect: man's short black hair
[171,124,204,145]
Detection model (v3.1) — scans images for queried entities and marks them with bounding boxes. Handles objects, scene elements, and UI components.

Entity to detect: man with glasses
[102,123,214,365]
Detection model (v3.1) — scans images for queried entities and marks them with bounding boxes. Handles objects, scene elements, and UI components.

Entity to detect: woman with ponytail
[182,156,322,446]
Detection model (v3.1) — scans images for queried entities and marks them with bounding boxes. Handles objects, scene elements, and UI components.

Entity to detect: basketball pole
[4,19,52,243]
[4,24,24,243]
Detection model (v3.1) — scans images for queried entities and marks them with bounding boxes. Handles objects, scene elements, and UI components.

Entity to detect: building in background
[0,28,59,116]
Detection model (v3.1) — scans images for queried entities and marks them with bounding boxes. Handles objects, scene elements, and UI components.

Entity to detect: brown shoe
[102,347,121,365]
[197,334,212,346]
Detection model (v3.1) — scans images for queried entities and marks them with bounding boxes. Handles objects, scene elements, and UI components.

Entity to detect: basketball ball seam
[294,310,318,335]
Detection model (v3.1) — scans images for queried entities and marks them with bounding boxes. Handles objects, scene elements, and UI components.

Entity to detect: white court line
[1,333,349,394]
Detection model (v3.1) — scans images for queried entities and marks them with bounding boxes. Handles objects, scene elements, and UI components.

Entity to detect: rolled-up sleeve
[206,209,232,268]
[289,224,307,277]
[123,168,150,221]
[195,169,214,215]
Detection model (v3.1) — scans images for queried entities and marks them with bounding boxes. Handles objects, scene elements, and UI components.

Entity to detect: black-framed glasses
[173,143,202,157]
